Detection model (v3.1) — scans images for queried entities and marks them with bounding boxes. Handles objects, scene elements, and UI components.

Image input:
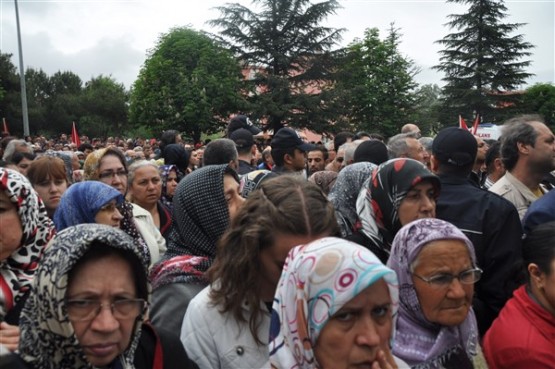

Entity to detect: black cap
[230,128,254,149]
[353,140,389,165]
[271,127,315,152]
[432,127,477,166]
[228,115,261,136]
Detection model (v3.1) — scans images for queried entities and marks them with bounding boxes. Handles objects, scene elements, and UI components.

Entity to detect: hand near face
[372,347,398,369]
[0,322,20,351]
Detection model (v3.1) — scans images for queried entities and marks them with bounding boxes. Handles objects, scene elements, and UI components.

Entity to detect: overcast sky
[0,0,553,90]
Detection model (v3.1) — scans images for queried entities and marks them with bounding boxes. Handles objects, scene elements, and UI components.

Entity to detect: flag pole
[14,0,30,136]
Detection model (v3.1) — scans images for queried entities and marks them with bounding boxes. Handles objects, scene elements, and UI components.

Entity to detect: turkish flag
[71,121,81,147]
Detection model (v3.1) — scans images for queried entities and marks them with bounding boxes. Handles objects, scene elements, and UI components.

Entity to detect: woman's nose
[447,278,467,299]
[113,209,123,220]
[90,306,120,332]
[355,317,381,347]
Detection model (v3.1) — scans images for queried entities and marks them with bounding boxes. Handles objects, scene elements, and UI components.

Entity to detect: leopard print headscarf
[0,168,55,321]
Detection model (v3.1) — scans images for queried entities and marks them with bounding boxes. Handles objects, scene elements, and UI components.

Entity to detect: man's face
[528,122,555,173]
[307,150,326,175]
[405,138,426,163]
[287,148,307,172]
[475,136,489,163]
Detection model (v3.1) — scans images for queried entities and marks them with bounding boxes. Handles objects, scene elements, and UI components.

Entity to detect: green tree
[410,84,443,136]
[129,27,246,143]
[209,0,343,133]
[0,53,22,135]
[519,83,555,128]
[80,75,129,138]
[25,68,51,133]
[434,0,533,124]
[44,71,83,135]
[333,26,418,137]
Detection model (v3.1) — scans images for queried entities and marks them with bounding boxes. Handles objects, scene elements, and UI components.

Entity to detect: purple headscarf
[387,218,478,369]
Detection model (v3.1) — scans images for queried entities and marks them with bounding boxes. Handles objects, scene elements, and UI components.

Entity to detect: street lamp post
[14,0,30,137]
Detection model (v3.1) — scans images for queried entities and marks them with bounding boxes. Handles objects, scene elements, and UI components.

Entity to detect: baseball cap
[230,128,254,149]
[271,127,315,152]
[432,127,477,166]
[228,115,261,136]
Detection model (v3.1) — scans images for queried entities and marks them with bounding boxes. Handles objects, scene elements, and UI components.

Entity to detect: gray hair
[500,114,544,171]
[342,141,361,165]
[387,133,417,158]
[2,139,34,162]
[127,160,159,187]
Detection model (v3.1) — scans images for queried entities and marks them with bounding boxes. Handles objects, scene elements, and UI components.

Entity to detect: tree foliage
[209,0,343,133]
[520,83,555,128]
[434,0,534,123]
[129,27,246,143]
[410,84,443,135]
[333,26,418,137]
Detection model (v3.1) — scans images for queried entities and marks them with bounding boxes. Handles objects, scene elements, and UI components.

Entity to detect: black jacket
[435,173,523,336]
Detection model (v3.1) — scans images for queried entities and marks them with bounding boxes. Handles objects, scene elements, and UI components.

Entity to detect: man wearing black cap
[270,127,315,175]
[227,115,262,137]
[230,128,257,175]
[431,126,523,337]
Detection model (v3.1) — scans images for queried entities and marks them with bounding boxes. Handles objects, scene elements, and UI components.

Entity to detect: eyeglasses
[99,169,128,180]
[65,298,146,321]
[412,268,483,289]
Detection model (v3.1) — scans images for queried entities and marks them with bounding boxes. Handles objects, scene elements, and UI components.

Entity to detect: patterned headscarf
[19,224,149,369]
[307,170,338,196]
[53,181,124,231]
[328,162,376,237]
[150,164,237,288]
[387,218,478,369]
[269,237,399,369]
[83,147,151,266]
[158,164,178,211]
[0,168,55,321]
[356,158,440,257]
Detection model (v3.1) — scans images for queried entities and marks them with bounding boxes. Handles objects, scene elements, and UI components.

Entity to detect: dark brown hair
[207,176,338,344]
[27,156,68,185]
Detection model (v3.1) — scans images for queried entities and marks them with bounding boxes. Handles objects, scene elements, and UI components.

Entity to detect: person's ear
[283,153,293,165]
[430,155,440,174]
[517,141,530,155]
[528,263,545,288]
[494,157,504,171]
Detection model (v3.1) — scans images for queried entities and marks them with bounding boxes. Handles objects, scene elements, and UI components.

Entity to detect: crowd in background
[0,113,554,369]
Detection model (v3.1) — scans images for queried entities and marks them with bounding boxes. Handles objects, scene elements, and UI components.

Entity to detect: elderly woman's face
[412,240,474,326]
[314,279,393,369]
[66,255,138,367]
[398,181,436,226]
[223,174,245,221]
[94,200,123,228]
[129,166,162,208]
[0,191,23,260]
[166,169,178,197]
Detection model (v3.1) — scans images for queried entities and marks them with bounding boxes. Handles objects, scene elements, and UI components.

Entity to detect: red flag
[71,121,81,147]
[471,115,480,135]
[458,115,469,130]
[2,118,9,136]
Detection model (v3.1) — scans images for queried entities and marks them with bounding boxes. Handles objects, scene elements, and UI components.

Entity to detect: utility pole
[14,0,30,136]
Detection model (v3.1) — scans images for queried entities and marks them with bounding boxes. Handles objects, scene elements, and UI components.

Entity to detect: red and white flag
[458,115,469,130]
[471,115,480,135]
[2,118,9,136]
[71,121,81,147]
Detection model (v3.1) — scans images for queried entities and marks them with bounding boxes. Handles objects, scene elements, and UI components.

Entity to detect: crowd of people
[0,112,554,369]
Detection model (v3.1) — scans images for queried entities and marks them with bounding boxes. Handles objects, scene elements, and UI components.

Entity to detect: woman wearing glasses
[17,224,198,369]
[387,218,484,369]
[84,148,165,266]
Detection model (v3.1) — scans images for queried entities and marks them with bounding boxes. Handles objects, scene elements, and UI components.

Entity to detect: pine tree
[209,0,343,133]
[434,0,533,123]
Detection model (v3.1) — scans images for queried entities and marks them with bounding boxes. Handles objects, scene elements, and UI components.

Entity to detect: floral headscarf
[328,162,376,237]
[307,170,338,196]
[19,224,150,369]
[150,164,238,288]
[387,218,478,369]
[269,237,399,369]
[53,181,124,231]
[159,164,178,211]
[356,158,440,259]
[0,168,55,321]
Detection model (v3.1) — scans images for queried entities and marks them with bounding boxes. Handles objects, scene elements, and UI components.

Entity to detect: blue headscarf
[54,181,124,231]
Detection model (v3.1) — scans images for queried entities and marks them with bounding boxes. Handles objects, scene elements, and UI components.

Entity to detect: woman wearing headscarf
[17,224,198,369]
[269,237,403,369]
[83,147,165,266]
[53,181,124,231]
[149,164,244,332]
[328,162,376,238]
[161,144,189,179]
[0,168,55,351]
[158,164,179,211]
[354,158,440,263]
[388,218,483,369]
[181,177,337,369]
[307,170,338,196]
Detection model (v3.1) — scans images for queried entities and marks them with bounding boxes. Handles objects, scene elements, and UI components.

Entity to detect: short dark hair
[334,132,354,152]
[523,221,555,282]
[203,139,238,166]
[271,147,296,167]
[485,141,502,175]
[78,143,94,152]
[500,114,544,171]
[308,144,328,161]
[11,151,36,164]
